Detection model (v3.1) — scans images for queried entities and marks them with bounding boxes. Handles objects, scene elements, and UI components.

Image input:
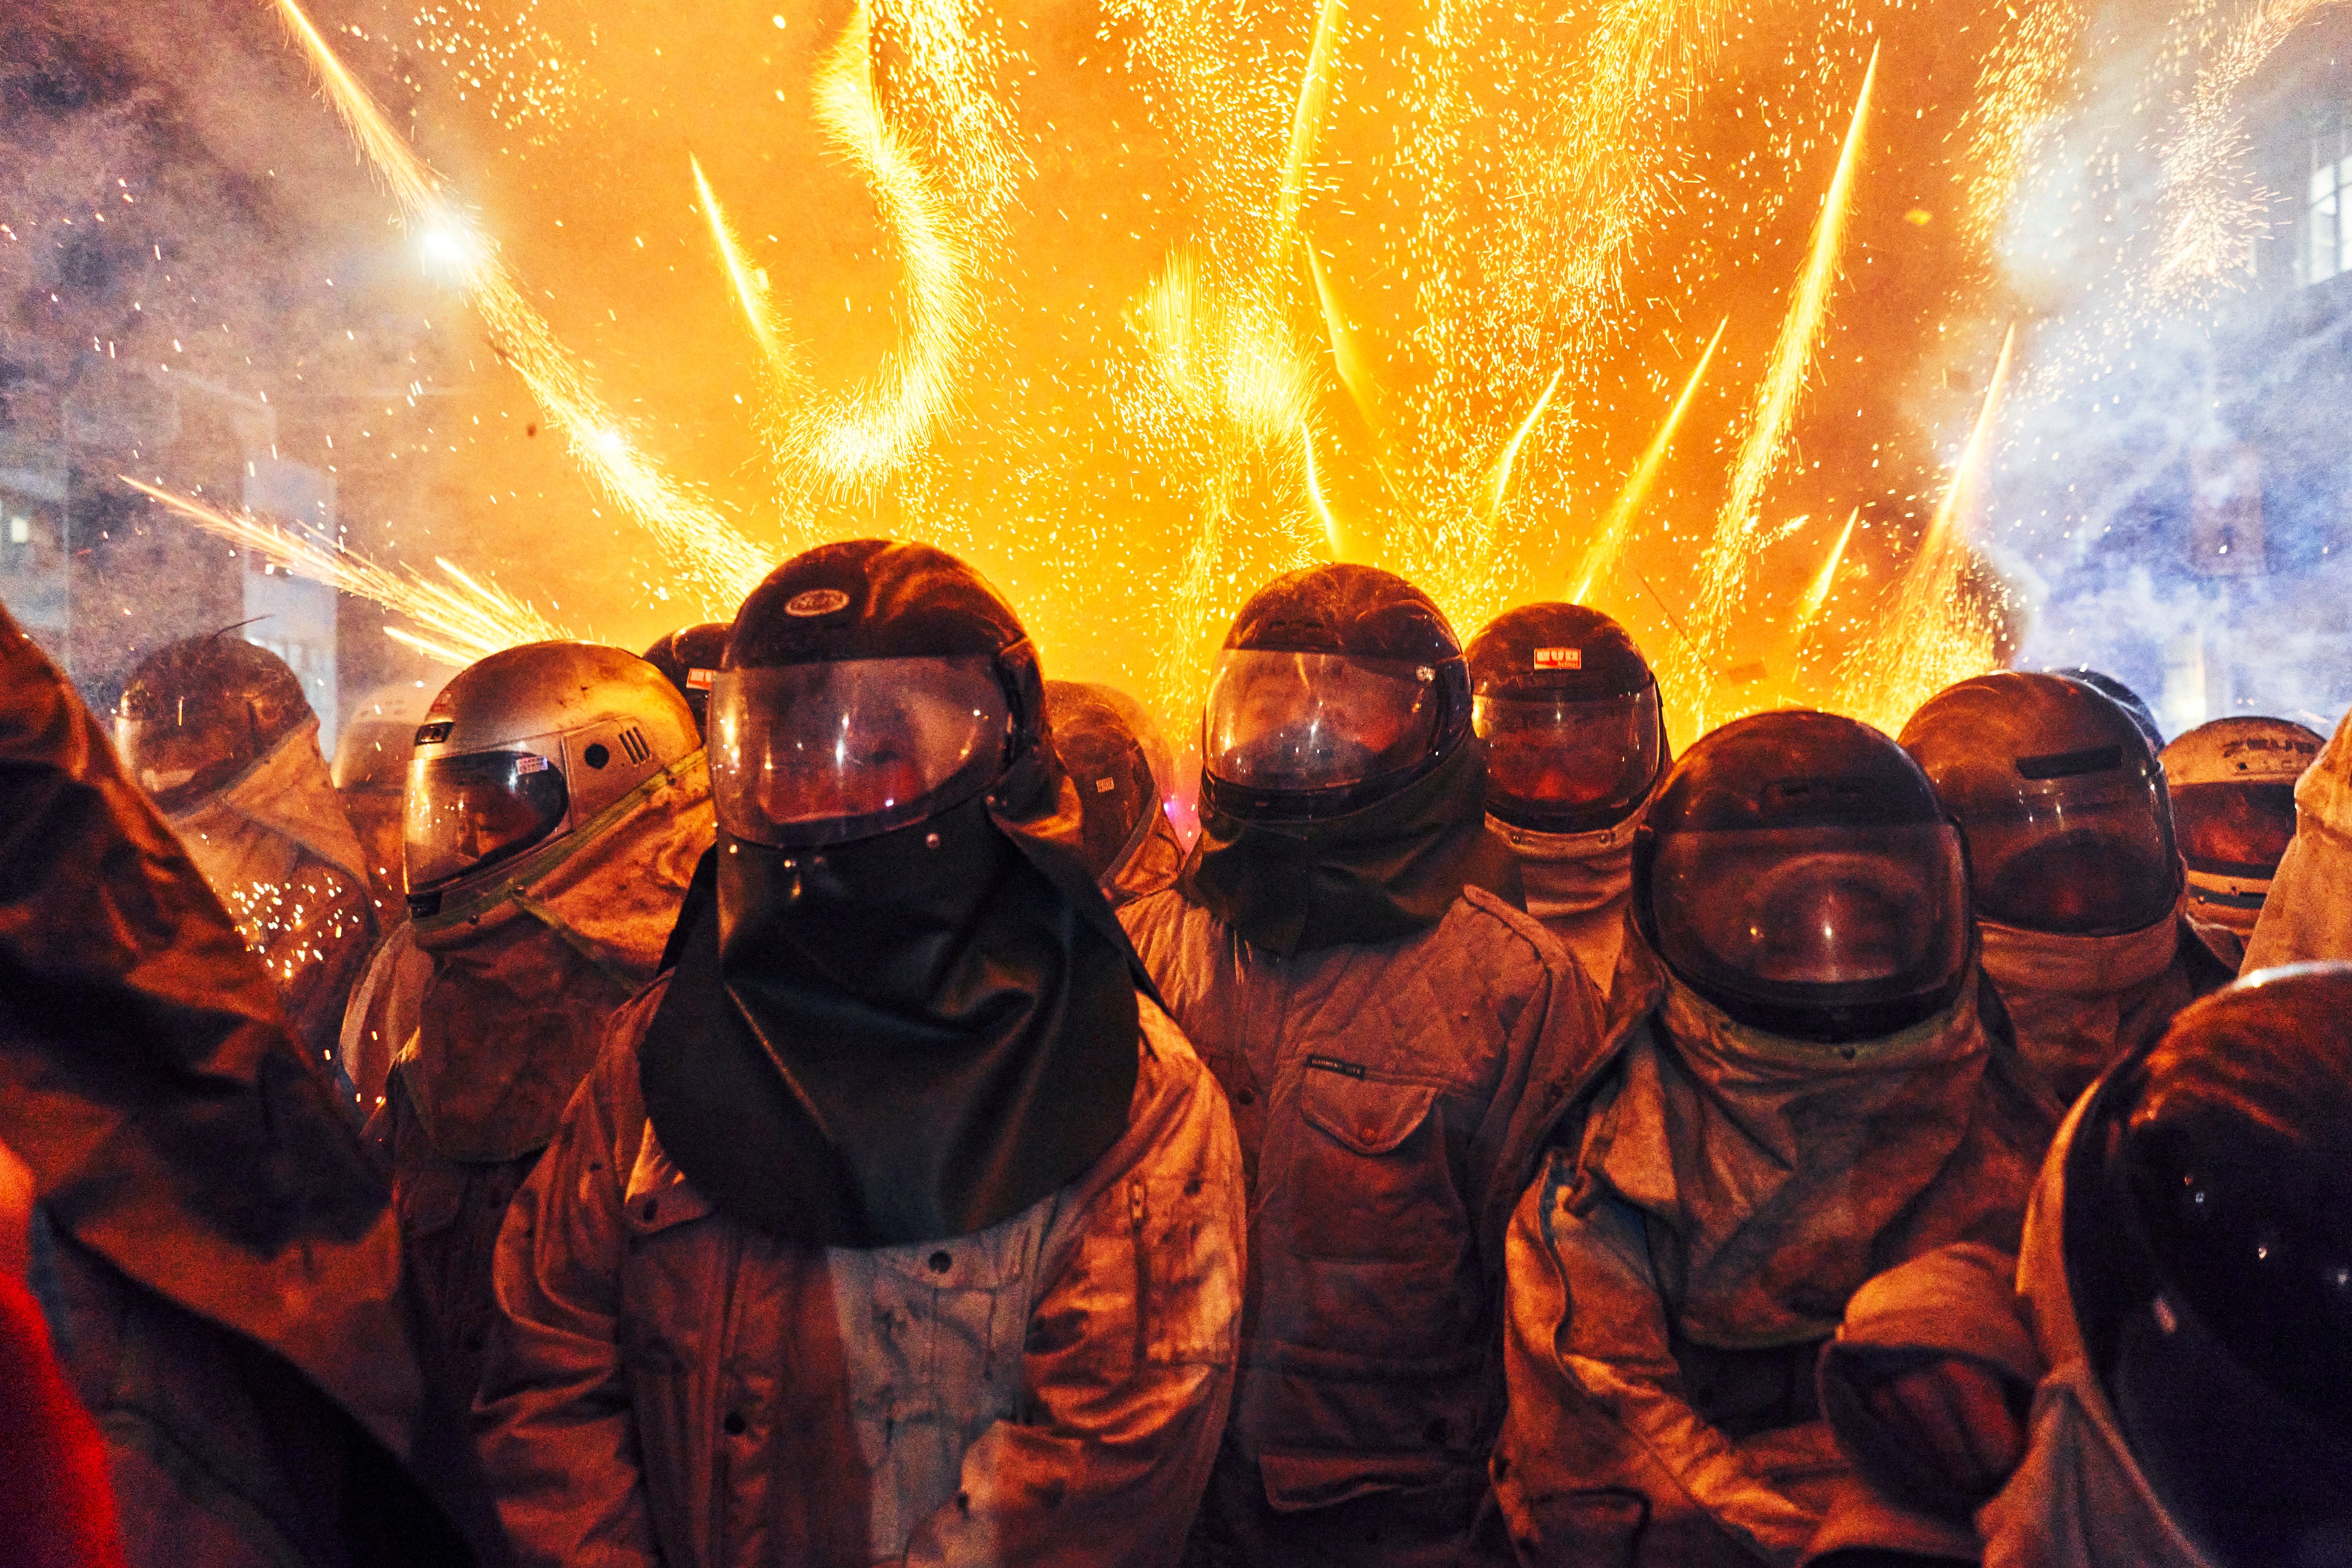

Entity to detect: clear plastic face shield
[115,710,253,815]
[1962,750,2180,934]
[1649,821,1970,1030]
[1202,651,1441,802]
[1475,686,1663,832]
[710,656,1012,847]
[403,747,571,894]
[2169,781,2298,881]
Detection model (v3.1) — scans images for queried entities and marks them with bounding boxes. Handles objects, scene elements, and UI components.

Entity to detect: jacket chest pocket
[1285,1065,1466,1263]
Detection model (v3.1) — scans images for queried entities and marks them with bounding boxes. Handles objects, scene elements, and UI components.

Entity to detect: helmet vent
[2017,744,2124,781]
[619,727,652,765]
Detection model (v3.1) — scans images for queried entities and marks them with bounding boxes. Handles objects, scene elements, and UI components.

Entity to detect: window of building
[2303,121,2352,286]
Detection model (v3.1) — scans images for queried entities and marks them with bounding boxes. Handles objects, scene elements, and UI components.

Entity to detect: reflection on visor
[115,715,250,814]
[1476,687,1661,829]
[710,657,1011,847]
[1962,768,2177,934]
[2170,781,2298,880]
[1203,651,1439,795]
[404,748,570,894]
[1651,822,1968,1002]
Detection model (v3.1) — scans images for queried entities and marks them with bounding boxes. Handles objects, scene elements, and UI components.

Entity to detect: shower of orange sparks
[270,0,769,616]
[122,477,576,666]
[1568,316,1726,604]
[1839,324,2017,733]
[1679,43,1877,727]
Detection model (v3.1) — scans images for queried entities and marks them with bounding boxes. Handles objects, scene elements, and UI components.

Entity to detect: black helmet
[710,540,1041,848]
[2063,962,2352,1566]
[1633,711,1970,1044]
[116,630,314,814]
[641,623,729,738]
[1201,564,1471,824]
[1466,603,1666,834]
[1901,671,2182,937]
[2048,666,2164,751]
[1045,680,1170,888]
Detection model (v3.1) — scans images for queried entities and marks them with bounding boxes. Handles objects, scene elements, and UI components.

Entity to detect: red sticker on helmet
[686,667,716,690]
[1534,647,1582,670]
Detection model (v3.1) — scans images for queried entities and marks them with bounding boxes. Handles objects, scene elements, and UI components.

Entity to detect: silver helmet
[404,642,699,912]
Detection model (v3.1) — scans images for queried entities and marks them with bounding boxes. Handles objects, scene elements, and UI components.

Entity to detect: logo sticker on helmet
[1534,647,1582,670]
[686,667,716,690]
[785,588,851,618]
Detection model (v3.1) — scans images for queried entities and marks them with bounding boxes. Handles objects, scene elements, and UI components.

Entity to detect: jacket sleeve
[1805,1243,2040,1561]
[1495,1145,1821,1568]
[901,1022,1245,1568]
[475,1008,661,1568]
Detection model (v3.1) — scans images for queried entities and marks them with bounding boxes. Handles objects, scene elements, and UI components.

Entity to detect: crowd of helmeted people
[1,540,2347,1568]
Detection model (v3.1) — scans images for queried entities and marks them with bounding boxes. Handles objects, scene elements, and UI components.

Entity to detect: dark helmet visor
[1475,686,1661,832]
[1963,761,2179,934]
[2169,781,2298,881]
[115,713,252,814]
[710,656,1011,848]
[1650,821,1970,1033]
[403,748,570,894]
[1203,651,1441,798]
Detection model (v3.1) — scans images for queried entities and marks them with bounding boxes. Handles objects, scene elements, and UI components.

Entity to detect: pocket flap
[622,1120,717,1235]
[1297,1068,1438,1155]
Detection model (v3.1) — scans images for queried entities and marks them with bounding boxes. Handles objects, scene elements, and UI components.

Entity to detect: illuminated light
[122,477,574,665]
[419,223,479,277]
[1569,317,1727,604]
[1678,43,1877,731]
[270,0,766,617]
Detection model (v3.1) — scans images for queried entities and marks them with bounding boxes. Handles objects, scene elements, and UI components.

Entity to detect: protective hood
[1108,806,1187,908]
[2241,707,2352,972]
[401,751,711,1162]
[1586,961,2009,1348]
[1979,902,2227,1105]
[1976,1104,2219,1568]
[166,716,372,905]
[637,749,1149,1248]
[0,608,419,1459]
[1181,738,1522,955]
[1491,811,1636,990]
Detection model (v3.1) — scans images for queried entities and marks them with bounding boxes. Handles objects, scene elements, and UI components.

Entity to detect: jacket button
[928,1250,953,1273]
[1237,1089,1255,1106]
[640,1198,659,1223]
[723,1410,747,1435]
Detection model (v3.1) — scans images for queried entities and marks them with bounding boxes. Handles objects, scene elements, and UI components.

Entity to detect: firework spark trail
[1679,44,1876,727]
[1568,317,1726,604]
[2154,0,2351,299]
[1959,0,2084,252]
[271,0,767,616]
[692,156,794,375]
[1477,364,1566,542]
[123,478,575,666]
[1276,0,1349,249]
[1790,507,1859,648]
[1841,325,2017,733]
[800,0,981,492]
